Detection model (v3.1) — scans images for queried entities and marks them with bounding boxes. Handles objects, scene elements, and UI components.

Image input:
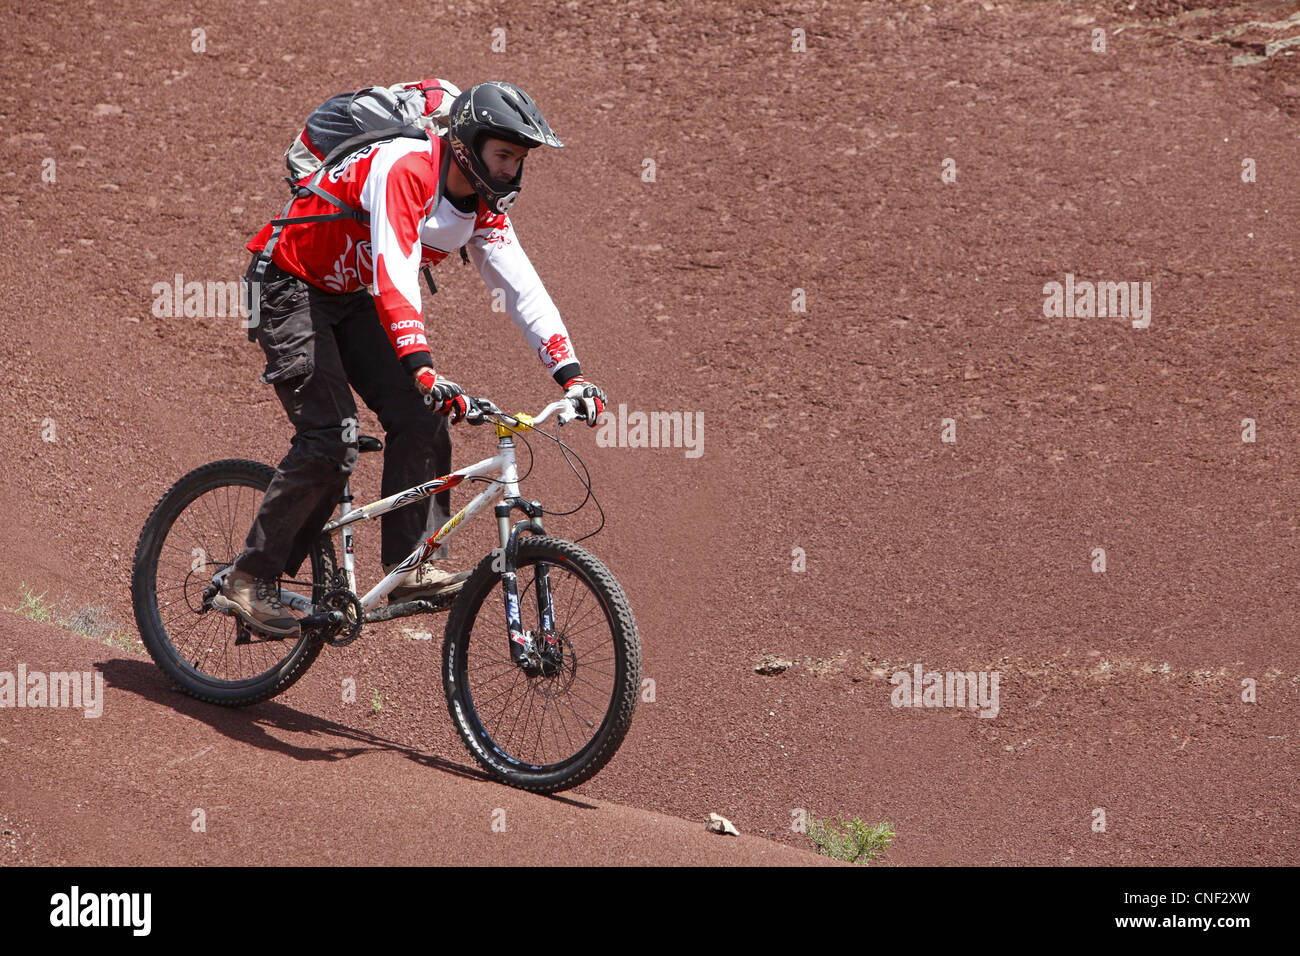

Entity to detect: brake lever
[464,396,500,425]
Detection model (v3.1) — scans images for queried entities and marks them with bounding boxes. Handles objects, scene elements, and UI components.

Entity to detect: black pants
[235,261,451,580]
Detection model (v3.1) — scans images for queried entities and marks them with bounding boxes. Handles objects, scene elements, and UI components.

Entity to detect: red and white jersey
[246,131,579,378]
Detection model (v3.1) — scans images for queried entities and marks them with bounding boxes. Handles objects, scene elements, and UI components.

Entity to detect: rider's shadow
[98,658,596,808]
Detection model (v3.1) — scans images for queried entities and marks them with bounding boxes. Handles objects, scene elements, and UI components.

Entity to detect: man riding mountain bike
[214,80,607,638]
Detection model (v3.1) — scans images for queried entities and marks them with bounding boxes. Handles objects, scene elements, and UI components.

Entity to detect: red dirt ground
[1,0,1296,865]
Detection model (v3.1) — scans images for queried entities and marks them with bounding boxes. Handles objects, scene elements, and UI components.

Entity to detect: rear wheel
[442,536,640,793]
[130,459,336,706]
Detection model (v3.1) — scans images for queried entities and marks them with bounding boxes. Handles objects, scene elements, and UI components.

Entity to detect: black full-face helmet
[446,81,563,214]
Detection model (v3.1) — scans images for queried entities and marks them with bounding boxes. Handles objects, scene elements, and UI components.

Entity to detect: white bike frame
[275,398,578,616]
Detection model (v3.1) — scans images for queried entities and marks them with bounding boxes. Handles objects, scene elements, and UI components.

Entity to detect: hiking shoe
[211,568,300,637]
[385,562,472,604]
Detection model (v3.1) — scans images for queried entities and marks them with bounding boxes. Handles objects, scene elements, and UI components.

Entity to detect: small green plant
[371,689,383,714]
[806,815,895,865]
[12,585,55,623]
[6,585,143,654]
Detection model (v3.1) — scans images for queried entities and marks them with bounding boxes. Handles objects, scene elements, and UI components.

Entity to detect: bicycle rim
[450,551,630,778]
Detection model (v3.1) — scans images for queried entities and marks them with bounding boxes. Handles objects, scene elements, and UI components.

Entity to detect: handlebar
[464,395,582,429]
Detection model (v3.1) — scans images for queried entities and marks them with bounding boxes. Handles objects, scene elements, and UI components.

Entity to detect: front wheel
[442,536,640,793]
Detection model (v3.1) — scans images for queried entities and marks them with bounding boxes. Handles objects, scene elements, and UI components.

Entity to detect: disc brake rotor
[529,633,577,696]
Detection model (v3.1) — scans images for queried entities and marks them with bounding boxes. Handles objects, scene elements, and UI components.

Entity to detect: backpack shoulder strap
[428,131,451,218]
[273,126,430,228]
[317,123,424,171]
[425,137,473,266]
[253,128,437,290]
[421,138,456,296]
[251,162,361,289]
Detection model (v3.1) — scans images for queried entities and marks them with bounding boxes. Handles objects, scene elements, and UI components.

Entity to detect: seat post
[338,480,356,592]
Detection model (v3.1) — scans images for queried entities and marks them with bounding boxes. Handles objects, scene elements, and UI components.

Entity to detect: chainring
[318,587,364,647]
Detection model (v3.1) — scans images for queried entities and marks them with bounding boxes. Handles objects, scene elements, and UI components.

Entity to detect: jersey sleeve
[467,208,581,385]
[359,143,437,372]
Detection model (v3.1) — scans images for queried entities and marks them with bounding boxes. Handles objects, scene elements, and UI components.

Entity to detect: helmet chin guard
[447,82,562,213]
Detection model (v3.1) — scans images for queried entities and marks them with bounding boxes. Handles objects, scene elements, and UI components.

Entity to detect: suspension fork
[495,499,550,665]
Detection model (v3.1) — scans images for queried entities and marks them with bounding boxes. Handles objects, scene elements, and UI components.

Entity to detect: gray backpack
[247,80,464,311]
[283,79,459,182]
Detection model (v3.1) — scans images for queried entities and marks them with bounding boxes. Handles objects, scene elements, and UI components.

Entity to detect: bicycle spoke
[551,696,577,758]
[530,691,547,764]
[473,675,533,711]
[484,668,527,729]
[505,679,535,754]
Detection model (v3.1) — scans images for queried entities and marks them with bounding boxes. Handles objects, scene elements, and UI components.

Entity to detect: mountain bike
[130,395,640,793]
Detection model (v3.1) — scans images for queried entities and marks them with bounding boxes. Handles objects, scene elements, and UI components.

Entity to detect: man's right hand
[564,376,607,427]
[414,367,468,423]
